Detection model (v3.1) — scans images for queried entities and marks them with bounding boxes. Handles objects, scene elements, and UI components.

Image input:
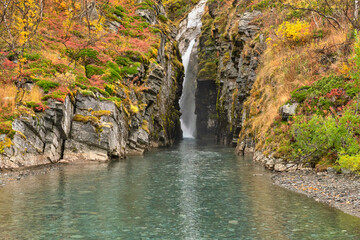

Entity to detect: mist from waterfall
[179,0,207,139]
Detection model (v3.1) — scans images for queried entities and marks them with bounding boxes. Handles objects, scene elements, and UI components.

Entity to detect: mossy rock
[0,137,12,154]
[73,114,100,125]
[91,110,112,118]
[198,62,218,80]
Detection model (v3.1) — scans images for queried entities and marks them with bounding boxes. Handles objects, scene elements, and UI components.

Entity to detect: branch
[279,0,343,30]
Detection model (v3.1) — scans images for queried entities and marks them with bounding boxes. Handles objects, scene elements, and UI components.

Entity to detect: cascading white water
[179,0,207,139]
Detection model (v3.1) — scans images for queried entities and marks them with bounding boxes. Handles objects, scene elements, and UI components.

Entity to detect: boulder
[280,103,299,121]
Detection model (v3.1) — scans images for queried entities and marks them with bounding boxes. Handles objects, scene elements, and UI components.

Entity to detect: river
[0,140,360,239]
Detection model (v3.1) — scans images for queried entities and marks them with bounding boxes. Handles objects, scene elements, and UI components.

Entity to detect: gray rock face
[0,1,184,169]
[136,8,158,25]
[195,3,264,144]
[280,103,299,121]
[238,11,262,39]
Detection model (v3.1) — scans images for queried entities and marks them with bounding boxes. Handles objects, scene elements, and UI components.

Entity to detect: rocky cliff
[0,0,184,169]
[195,0,264,145]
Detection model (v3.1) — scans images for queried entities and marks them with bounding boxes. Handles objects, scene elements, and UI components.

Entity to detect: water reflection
[179,141,201,239]
[0,140,359,239]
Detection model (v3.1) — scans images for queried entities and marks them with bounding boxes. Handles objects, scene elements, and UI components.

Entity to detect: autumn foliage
[0,0,164,136]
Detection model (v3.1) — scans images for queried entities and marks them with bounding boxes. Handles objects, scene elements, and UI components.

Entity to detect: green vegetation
[163,0,200,20]
[290,110,360,166]
[36,80,60,93]
[0,0,167,144]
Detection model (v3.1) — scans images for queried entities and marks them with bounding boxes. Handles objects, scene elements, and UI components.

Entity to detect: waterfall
[179,0,207,139]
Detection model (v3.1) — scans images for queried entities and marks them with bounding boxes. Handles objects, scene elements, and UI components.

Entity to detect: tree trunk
[355,0,359,21]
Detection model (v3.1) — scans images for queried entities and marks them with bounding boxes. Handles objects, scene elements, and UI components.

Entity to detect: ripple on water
[0,140,360,239]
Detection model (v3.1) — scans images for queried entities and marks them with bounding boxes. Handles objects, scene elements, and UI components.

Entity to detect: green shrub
[103,62,122,83]
[291,75,354,104]
[158,14,167,22]
[24,53,41,61]
[105,84,116,95]
[76,75,90,85]
[85,65,104,78]
[115,56,132,66]
[54,63,70,73]
[338,154,360,172]
[291,110,360,165]
[76,48,100,65]
[291,86,310,103]
[36,80,60,93]
[121,66,138,75]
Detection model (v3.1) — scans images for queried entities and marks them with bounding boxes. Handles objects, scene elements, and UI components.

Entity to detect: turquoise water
[0,140,360,239]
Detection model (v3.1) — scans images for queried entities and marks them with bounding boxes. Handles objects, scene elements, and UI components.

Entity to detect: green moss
[91,110,111,118]
[75,83,88,90]
[73,114,99,124]
[89,86,110,97]
[0,137,12,154]
[198,62,218,80]
[80,90,96,97]
[76,75,90,85]
[76,48,100,65]
[28,59,51,68]
[158,14,168,23]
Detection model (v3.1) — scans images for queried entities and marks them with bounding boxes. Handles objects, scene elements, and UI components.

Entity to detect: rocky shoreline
[272,170,360,218]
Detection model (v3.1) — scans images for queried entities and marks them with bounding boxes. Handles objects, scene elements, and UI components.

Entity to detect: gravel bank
[272,171,360,218]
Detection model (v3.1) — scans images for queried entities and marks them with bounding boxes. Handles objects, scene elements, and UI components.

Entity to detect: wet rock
[265,159,275,170]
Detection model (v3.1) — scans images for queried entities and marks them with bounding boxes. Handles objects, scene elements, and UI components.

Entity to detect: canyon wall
[195,1,264,145]
[0,1,184,169]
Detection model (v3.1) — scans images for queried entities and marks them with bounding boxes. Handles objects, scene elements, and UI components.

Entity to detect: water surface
[0,140,360,239]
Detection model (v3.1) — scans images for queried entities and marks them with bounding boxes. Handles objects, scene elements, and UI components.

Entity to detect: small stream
[0,140,360,239]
